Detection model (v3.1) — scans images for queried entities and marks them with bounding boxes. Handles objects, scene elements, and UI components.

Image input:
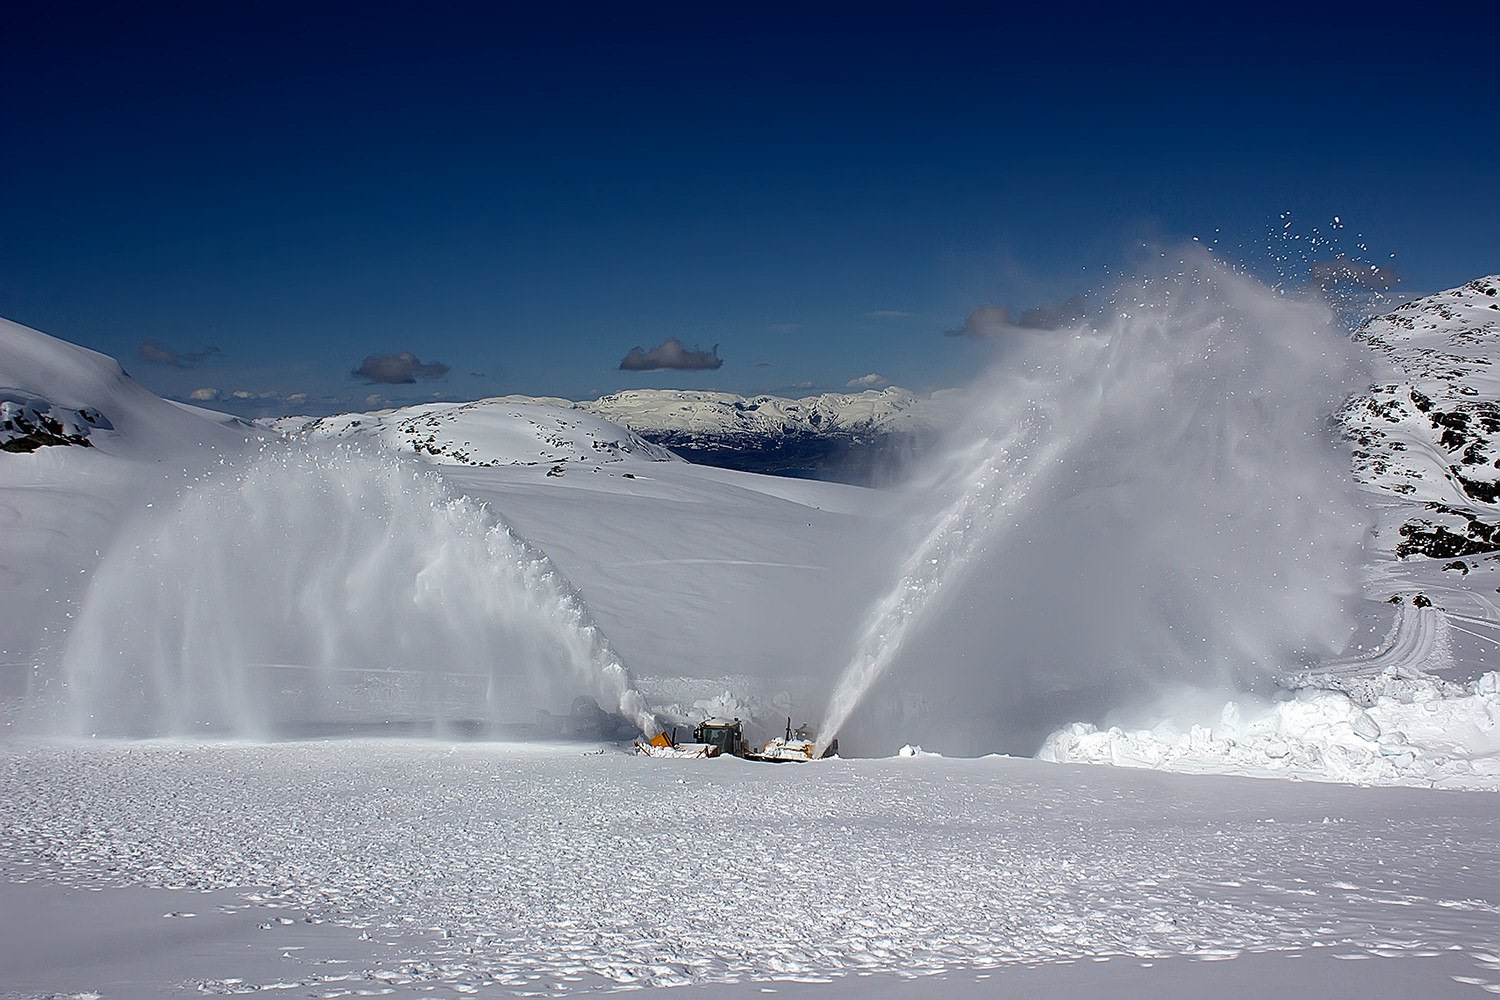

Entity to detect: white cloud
[189,387,220,401]
[846,373,890,389]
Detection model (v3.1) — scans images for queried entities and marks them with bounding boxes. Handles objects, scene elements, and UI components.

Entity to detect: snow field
[3,740,1497,996]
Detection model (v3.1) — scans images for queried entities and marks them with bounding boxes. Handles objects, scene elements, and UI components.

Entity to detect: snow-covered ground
[4,740,1498,998]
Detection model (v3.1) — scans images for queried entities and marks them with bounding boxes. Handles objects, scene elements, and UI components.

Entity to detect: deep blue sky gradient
[3,2,1495,413]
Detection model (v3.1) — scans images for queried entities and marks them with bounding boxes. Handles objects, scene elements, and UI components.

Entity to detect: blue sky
[2,3,1495,415]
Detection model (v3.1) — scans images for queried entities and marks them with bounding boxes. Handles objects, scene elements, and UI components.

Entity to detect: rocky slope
[1342,276,1500,565]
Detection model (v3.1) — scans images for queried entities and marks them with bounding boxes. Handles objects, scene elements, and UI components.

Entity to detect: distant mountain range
[581,387,956,483]
[268,386,959,485]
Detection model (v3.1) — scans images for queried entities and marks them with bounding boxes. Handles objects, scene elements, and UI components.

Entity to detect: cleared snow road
[3,740,1497,997]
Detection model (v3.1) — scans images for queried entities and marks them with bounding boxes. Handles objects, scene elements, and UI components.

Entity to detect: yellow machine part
[648,732,673,749]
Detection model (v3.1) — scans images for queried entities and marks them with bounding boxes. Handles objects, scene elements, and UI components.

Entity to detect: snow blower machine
[635,717,837,762]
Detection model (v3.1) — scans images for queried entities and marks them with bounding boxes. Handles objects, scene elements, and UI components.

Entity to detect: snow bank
[1039,671,1500,790]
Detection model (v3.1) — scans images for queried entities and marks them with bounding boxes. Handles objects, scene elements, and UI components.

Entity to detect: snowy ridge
[0,316,252,458]
[581,386,948,445]
[268,386,949,470]
[266,397,675,471]
[1341,276,1500,562]
[1343,275,1500,506]
[264,386,952,482]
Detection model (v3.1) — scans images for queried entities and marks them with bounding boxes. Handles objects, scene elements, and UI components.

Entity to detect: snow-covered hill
[1343,276,1500,560]
[268,386,953,483]
[0,317,251,458]
[582,387,952,481]
[0,318,257,679]
[584,385,944,444]
[267,396,676,472]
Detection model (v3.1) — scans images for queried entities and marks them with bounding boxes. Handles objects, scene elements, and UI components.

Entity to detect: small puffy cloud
[366,393,391,407]
[187,387,299,408]
[756,361,773,369]
[619,338,723,371]
[351,351,451,384]
[139,340,222,369]
[1311,254,1399,291]
[946,296,1087,339]
[846,373,890,389]
[791,380,815,390]
[865,309,914,320]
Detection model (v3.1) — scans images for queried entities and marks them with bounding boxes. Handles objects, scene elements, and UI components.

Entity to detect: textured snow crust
[4,741,1497,997]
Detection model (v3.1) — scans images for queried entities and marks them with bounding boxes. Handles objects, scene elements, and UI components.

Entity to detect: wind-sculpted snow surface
[51,443,658,737]
[822,252,1368,755]
[3,742,1497,996]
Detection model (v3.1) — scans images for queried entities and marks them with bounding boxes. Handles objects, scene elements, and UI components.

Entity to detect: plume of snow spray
[56,442,659,737]
[818,249,1368,756]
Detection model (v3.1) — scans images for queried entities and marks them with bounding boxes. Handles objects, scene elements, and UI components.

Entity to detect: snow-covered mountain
[581,386,950,480]
[0,317,252,458]
[271,386,953,483]
[266,396,676,473]
[1342,276,1500,563]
